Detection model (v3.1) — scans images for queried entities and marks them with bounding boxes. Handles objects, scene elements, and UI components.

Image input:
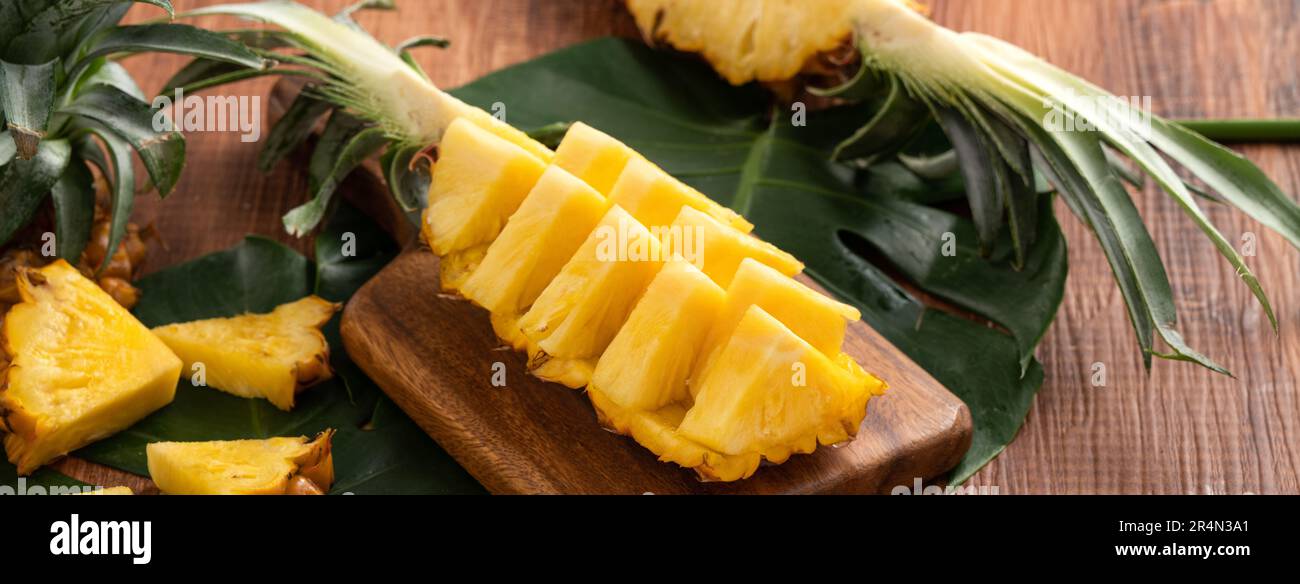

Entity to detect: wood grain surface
[53,0,1299,494]
[341,249,971,494]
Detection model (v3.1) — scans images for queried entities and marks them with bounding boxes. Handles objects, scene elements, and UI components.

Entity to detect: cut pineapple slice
[676,305,886,478]
[146,430,335,495]
[151,296,339,411]
[691,258,859,395]
[453,102,557,164]
[589,261,725,414]
[553,122,638,195]
[421,117,549,258]
[460,166,609,315]
[516,206,665,388]
[1,260,182,475]
[609,156,753,233]
[664,206,802,287]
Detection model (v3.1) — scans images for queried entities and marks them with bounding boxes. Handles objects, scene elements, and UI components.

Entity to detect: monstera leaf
[451,38,1067,483]
[75,204,482,494]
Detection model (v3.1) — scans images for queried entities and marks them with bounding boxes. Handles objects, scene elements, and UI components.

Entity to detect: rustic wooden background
[60,0,1297,494]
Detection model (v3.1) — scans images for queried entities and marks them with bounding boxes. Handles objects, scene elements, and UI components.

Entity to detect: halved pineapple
[609,156,754,233]
[589,260,725,418]
[1,260,182,475]
[691,257,859,395]
[516,206,665,387]
[673,305,885,480]
[460,166,608,315]
[421,117,549,287]
[553,122,638,195]
[146,430,335,495]
[663,206,802,287]
[150,296,339,411]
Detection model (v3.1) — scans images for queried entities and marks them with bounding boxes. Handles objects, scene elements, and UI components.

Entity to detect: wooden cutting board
[341,245,972,494]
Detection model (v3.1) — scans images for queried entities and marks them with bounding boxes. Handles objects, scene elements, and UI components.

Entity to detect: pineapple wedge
[516,206,665,387]
[146,430,335,495]
[151,296,339,411]
[675,305,886,480]
[609,156,753,233]
[664,206,803,287]
[460,166,609,316]
[1,261,182,475]
[589,260,725,416]
[422,117,549,287]
[553,122,638,195]
[691,258,860,395]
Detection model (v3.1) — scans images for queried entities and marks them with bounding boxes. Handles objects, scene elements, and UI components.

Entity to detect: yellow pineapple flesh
[675,305,885,480]
[146,430,335,495]
[553,122,638,195]
[589,260,725,417]
[421,117,549,283]
[76,486,135,495]
[515,205,665,387]
[460,166,609,315]
[150,296,339,412]
[609,156,753,233]
[664,205,803,287]
[1,260,182,475]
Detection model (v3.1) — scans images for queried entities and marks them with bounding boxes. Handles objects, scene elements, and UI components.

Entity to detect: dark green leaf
[61,84,185,196]
[258,87,331,172]
[396,35,450,52]
[0,59,58,159]
[70,23,266,81]
[1,0,172,64]
[283,111,386,236]
[830,74,930,163]
[75,122,134,273]
[937,107,1004,255]
[379,143,431,212]
[0,135,71,247]
[72,58,145,101]
[50,159,95,261]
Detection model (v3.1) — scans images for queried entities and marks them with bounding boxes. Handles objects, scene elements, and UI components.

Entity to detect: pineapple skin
[1,261,182,475]
[146,430,334,495]
[151,296,340,412]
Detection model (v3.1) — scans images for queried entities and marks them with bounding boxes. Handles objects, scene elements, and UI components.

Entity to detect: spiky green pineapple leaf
[69,23,268,82]
[258,87,332,172]
[0,0,173,64]
[73,59,146,101]
[0,59,58,159]
[0,135,71,248]
[282,111,387,236]
[50,158,95,262]
[70,121,133,274]
[60,84,184,197]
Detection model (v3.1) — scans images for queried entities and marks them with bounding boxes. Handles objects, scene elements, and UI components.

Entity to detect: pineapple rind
[146,430,334,495]
[1,261,181,475]
[151,296,339,412]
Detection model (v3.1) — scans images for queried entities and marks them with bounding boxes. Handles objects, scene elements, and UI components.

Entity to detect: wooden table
[66,0,1296,494]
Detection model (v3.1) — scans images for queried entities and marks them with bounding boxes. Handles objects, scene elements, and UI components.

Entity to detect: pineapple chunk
[516,206,665,387]
[676,305,886,478]
[75,486,134,495]
[609,156,753,233]
[553,122,638,195]
[460,166,609,315]
[146,430,334,495]
[664,206,802,287]
[421,117,549,258]
[151,296,339,411]
[452,101,557,164]
[589,261,725,414]
[1,260,181,475]
[691,258,859,395]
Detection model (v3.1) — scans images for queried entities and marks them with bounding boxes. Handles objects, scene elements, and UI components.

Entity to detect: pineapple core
[554,122,638,195]
[422,117,549,257]
[1,260,182,475]
[151,296,339,411]
[516,205,665,388]
[460,166,609,314]
[147,430,335,495]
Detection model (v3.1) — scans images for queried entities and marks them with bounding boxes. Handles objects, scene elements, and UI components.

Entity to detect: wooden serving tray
[340,248,972,494]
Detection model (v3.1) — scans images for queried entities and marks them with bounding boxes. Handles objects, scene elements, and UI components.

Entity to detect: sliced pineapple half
[669,305,885,480]
[664,205,802,287]
[460,166,609,315]
[589,260,725,419]
[1,261,182,475]
[146,430,335,495]
[151,296,339,411]
[422,117,549,288]
[609,156,753,233]
[516,205,665,387]
[553,122,638,195]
